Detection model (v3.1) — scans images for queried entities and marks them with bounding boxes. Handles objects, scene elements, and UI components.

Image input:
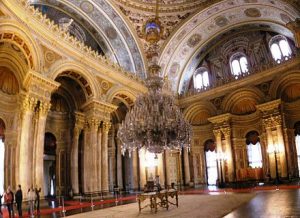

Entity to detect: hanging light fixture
[117,0,192,156]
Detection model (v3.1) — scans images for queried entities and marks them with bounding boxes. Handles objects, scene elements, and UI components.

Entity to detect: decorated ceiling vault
[1,0,300,198]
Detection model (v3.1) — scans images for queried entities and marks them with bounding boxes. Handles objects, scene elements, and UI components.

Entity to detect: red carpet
[1,185,300,218]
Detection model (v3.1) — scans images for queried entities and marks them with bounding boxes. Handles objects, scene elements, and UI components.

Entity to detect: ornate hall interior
[1,0,300,216]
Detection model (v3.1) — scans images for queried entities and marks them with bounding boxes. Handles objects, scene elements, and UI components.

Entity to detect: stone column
[19,96,37,194]
[71,112,84,195]
[222,127,234,182]
[158,153,165,189]
[131,149,139,190]
[183,147,190,185]
[82,118,99,193]
[275,118,287,178]
[165,150,171,187]
[101,121,111,192]
[97,125,102,192]
[116,138,123,189]
[139,148,146,188]
[265,126,276,178]
[35,101,51,196]
[213,129,224,182]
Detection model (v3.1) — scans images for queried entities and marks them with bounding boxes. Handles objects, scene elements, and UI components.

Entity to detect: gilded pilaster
[221,127,234,182]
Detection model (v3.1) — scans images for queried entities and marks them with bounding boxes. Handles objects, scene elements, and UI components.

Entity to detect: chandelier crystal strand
[117,0,192,156]
[117,64,192,156]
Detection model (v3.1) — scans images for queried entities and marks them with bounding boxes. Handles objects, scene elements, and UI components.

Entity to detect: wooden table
[137,189,178,213]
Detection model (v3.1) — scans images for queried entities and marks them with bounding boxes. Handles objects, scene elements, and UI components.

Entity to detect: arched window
[246,131,262,168]
[194,67,209,89]
[204,139,218,185]
[230,53,249,77]
[269,35,292,63]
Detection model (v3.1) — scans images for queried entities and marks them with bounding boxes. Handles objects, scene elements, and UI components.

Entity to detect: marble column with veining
[97,125,102,192]
[183,147,190,185]
[34,101,51,197]
[101,121,111,192]
[71,125,82,194]
[19,96,37,195]
[222,127,235,182]
[116,138,123,189]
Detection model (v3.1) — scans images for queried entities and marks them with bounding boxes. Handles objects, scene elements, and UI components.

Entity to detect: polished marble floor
[224,189,300,218]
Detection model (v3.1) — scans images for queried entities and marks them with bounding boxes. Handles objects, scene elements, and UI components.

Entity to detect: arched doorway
[245,131,262,168]
[204,139,217,185]
[44,132,57,197]
[0,119,5,195]
[294,122,300,176]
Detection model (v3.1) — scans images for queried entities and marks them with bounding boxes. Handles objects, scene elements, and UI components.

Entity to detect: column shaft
[183,148,190,185]
[101,122,111,192]
[71,127,80,194]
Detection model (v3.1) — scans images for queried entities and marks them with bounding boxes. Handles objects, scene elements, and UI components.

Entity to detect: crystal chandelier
[117,0,192,155]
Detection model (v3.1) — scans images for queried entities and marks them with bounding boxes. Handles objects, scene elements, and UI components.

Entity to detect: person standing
[4,187,14,218]
[15,185,23,217]
[0,193,3,216]
[27,187,36,217]
[35,187,41,214]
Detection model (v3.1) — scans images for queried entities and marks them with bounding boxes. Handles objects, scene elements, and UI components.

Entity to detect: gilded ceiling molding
[183,101,217,122]
[28,0,146,78]
[159,0,300,93]
[1,0,146,84]
[106,86,139,104]
[0,20,43,72]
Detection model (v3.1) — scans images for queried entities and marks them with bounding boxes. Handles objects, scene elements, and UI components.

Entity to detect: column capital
[20,94,38,112]
[81,99,117,122]
[221,127,231,137]
[86,118,100,131]
[213,129,221,138]
[74,111,85,129]
[38,101,51,117]
[23,70,60,101]
[103,121,111,133]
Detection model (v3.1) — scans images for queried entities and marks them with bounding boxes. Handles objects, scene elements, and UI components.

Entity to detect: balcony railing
[179,53,298,99]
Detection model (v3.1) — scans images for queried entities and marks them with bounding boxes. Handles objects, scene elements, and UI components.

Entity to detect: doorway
[44,132,57,197]
[204,139,218,185]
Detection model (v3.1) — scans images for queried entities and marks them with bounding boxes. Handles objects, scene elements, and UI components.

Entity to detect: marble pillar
[34,101,51,196]
[132,149,139,190]
[19,96,37,194]
[97,126,102,192]
[266,127,276,178]
[116,139,123,189]
[183,147,190,185]
[276,124,287,177]
[222,127,234,182]
[71,126,81,194]
[101,121,111,192]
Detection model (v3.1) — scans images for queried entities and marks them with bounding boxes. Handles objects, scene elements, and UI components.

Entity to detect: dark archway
[44,132,57,197]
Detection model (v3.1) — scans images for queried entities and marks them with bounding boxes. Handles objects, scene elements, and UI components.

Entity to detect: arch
[106,86,138,106]
[222,87,264,115]
[204,139,216,152]
[0,20,42,72]
[269,35,292,62]
[184,101,217,125]
[158,0,299,93]
[47,61,100,100]
[270,70,300,101]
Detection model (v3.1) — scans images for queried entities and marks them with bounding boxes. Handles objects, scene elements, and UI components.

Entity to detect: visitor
[4,186,14,218]
[0,193,3,216]
[15,185,23,217]
[35,187,41,214]
[27,187,36,216]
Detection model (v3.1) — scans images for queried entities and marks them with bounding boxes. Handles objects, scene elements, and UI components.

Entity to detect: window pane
[202,71,209,87]
[247,142,262,168]
[232,59,241,75]
[279,40,292,57]
[240,57,248,73]
[195,73,203,89]
[295,135,300,176]
[271,43,282,61]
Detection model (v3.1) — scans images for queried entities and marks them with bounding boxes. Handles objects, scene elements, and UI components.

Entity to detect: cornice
[256,99,282,112]
[208,113,231,125]
[178,57,300,107]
